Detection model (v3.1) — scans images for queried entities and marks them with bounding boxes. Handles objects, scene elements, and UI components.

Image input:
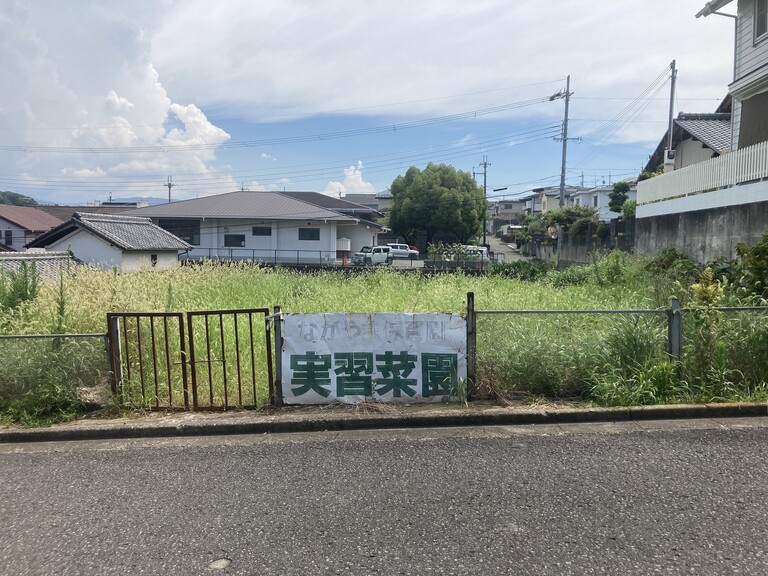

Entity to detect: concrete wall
[636,200,768,263]
[122,251,179,271]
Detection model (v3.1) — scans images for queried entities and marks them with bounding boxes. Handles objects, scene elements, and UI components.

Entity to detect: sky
[0,0,738,206]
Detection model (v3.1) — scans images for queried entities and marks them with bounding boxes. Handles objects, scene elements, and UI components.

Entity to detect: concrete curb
[1,402,766,443]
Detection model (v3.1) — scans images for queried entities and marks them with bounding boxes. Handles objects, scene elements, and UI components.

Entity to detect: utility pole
[165,175,175,203]
[478,155,490,246]
[557,75,572,208]
[550,76,576,265]
[665,60,678,171]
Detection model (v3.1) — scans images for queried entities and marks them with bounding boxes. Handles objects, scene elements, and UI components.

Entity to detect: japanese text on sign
[281,313,466,404]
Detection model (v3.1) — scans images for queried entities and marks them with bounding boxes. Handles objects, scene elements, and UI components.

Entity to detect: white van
[464,245,490,262]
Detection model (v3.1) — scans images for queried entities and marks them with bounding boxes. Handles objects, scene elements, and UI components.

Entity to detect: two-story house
[572,181,638,222]
[635,0,768,263]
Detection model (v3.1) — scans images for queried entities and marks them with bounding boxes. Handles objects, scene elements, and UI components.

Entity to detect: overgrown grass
[2,252,768,425]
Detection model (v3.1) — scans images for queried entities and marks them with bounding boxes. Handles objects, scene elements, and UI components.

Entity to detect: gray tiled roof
[0,251,76,280]
[125,191,357,222]
[28,213,191,251]
[675,115,731,154]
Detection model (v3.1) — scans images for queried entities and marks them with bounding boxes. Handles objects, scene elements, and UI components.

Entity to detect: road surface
[2,418,767,575]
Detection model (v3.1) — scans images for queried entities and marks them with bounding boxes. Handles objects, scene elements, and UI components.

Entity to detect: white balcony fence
[637,141,768,205]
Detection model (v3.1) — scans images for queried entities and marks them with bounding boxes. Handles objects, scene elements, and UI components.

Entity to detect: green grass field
[2,253,768,425]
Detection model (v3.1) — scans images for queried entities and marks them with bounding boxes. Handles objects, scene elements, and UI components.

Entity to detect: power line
[0,97,556,154]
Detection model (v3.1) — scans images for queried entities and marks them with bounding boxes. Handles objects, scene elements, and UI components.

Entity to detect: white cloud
[0,1,740,203]
[0,1,231,203]
[149,1,734,124]
[324,161,376,196]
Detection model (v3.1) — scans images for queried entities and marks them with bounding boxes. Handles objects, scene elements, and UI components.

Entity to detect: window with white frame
[593,196,599,208]
[757,0,768,41]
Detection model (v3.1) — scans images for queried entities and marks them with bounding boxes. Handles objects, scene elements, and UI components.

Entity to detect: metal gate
[107,308,273,410]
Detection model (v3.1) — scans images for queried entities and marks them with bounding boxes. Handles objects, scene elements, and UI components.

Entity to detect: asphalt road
[2,418,768,575]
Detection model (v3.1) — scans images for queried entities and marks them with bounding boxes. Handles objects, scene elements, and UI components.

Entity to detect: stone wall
[635,201,768,263]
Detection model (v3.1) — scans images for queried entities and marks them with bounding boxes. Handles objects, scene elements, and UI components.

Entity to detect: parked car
[387,243,419,259]
[463,245,490,262]
[352,245,392,265]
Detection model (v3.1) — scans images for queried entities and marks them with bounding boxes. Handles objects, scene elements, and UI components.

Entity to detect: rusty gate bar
[186,308,271,410]
[122,315,132,384]
[135,317,146,400]
[205,315,213,406]
[106,312,188,409]
[187,315,200,409]
[248,313,256,404]
[219,313,227,408]
[163,316,172,406]
[149,317,159,408]
[234,313,243,406]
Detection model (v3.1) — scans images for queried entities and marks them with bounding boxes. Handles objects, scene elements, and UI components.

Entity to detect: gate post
[106,314,123,399]
[273,306,284,407]
[466,292,477,398]
[667,296,683,364]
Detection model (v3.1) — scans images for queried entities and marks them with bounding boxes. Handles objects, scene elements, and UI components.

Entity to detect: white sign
[281,313,467,404]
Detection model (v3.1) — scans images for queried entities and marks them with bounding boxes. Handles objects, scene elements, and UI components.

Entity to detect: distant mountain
[0,191,38,206]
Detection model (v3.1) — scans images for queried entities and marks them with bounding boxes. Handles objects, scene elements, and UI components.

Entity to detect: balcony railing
[181,248,339,264]
[637,141,768,205]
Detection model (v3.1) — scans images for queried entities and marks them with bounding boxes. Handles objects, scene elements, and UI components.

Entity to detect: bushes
[487,259,552,282]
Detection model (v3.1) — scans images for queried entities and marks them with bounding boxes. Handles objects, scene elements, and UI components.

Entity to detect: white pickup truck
[352,245,392,265]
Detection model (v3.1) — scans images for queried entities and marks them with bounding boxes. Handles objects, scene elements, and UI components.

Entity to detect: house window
[757,0,768,41]
[158,219,200,245]
[224,234,246,247]
[593,196,599,208]
[3,230,11,246]
[252,226,272,236]
[150,254,158,267]
[298,227,320,241]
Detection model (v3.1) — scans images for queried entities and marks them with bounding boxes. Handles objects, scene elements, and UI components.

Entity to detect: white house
[0,206,63,251]
[537,185,589,214]
[125,191,387,264]
[572,182,638,222]
[27,212,191,271]
[635,0,768,262]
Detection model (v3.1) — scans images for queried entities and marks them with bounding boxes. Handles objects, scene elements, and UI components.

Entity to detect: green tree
[546,205,599,240]
[622,199,637,219]
[388,163,485,245]
[608,181,630,213]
